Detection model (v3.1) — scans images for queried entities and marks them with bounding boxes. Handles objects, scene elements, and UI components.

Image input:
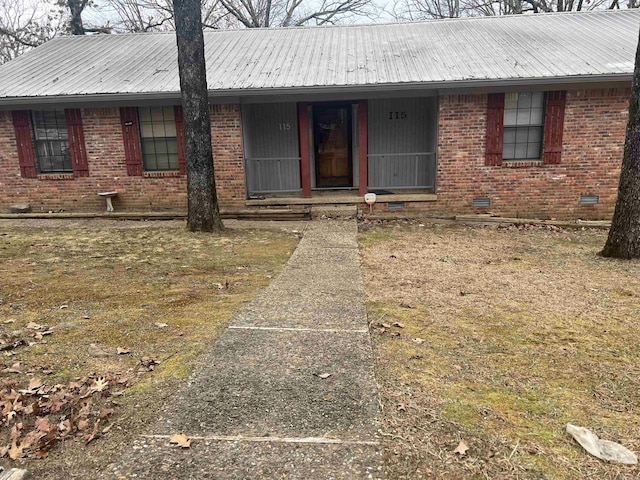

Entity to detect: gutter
[0,73,633,108]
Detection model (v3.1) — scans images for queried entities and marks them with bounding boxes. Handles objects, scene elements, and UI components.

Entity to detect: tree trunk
[173,0,224,232]
[67,0,87,35]
[601,29,640,259]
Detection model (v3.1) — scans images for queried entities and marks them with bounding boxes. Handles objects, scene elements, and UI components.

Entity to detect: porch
[241,97,438,201]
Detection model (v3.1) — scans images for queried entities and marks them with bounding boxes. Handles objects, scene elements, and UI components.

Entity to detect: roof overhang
[0,73,632,109]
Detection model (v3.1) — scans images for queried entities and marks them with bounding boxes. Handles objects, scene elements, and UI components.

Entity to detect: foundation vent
[580,195,599,205]
[388,201,406,211]
[472,197,491,208]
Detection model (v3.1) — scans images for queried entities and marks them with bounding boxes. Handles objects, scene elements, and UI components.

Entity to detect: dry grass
[0,219,299,477]
[360,221,640,479]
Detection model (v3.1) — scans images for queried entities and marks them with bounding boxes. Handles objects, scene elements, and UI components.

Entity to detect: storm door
[313,105,352,188]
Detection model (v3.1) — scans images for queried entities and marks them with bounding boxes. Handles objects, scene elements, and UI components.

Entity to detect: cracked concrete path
[106,220,383,479]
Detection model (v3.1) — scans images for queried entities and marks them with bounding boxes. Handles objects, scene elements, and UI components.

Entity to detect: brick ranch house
[0,9,638,219]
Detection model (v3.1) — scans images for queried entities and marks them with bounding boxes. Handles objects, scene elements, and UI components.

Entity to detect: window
[31,110,72,173]
[138,107,179,171]
[502,92,545,160]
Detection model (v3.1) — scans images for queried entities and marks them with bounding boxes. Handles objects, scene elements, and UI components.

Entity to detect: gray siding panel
[368,97,437,189]
[242,103,299,158]
[369,98,434,155]
[243,103,301,193]
[368,154,436,189]
[246,158,301,193]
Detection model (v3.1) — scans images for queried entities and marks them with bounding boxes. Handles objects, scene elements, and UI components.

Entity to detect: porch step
[311,205,359,219]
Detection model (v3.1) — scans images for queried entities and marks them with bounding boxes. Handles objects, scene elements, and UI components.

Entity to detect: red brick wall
[211,104,246,205]
[0,89,630,219]
[0,105,245,213]
[430,88,629,220]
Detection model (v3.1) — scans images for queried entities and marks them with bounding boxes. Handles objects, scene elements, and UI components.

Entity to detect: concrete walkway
[108,220,382,479]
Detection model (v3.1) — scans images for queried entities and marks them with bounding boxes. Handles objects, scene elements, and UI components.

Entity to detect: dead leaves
[88,343,114,358]
[170,433,191,448]
[0,321,52,353]
[85,377,109,396]
[0,373,134,459]
[369,315,405,337]
[138,357,160,372]
[3,362,23,374]
[454,440,470,456]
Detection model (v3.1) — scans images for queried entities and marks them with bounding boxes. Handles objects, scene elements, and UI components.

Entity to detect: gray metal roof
[0,9,638,104]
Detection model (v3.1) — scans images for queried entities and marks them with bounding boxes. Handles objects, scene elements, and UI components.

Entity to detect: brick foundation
[0,88,630,219]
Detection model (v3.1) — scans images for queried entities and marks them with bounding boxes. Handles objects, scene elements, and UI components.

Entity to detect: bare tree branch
[0,0,58,64]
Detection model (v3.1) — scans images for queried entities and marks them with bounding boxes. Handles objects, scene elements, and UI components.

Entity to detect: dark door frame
[312,103,354,189]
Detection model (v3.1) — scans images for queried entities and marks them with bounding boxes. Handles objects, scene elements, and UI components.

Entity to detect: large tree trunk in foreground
[173,0,224,232]
[601,30,640,259]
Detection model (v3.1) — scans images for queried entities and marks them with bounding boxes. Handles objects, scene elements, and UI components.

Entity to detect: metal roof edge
[0,74,632,109]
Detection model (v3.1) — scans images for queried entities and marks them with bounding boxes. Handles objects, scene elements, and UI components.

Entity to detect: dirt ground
[0,219,299,478]
[360,220,640,479]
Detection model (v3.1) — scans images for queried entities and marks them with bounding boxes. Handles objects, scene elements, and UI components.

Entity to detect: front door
[313,105,352,188]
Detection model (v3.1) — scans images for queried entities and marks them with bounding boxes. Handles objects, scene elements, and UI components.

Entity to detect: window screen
[32,110,71,173]
[503,92,545,160]
[138,107,179,171]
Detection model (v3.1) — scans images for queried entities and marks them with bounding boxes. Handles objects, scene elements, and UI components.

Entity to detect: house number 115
[279,123,292,130]
[388,112,407,120]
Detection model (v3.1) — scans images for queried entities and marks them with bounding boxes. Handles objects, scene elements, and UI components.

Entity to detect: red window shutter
[65,108,89,177]
[543,91,567,165]
[120,107,143,176]
[485,93,505,166]
[174,105,187,175]
[11,110,38,178]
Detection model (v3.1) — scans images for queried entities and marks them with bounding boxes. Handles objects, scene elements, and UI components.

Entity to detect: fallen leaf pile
[0,322,52,353]
[0,373,135,459]
[496,223,564,232]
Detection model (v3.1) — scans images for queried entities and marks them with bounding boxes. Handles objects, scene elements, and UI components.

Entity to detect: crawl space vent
[580,195,599,205]
[472,197,491,208]
[388,201,406,211]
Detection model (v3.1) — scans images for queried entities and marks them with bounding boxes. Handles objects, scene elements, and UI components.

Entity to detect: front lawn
[0,219,298,478]
[360,221,640,479]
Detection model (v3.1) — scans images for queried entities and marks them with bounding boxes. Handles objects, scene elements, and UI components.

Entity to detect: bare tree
[392,0,635,21]
[173,0,224,232]
[601,33,640,259]
[102,0,232,33]
[57,0,112,34]
[0,0,58,64]
[218,0,378,27]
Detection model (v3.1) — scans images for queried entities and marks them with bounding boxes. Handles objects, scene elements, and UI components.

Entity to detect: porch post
[298,102,312,198]
[358,100,368,197]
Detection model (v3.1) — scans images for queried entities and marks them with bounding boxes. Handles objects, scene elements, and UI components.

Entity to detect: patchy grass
[0,219,299,477]
[360,221,640,479]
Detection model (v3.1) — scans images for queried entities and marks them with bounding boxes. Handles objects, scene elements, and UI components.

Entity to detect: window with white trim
[503,92,545,160]
[138,107,179,171]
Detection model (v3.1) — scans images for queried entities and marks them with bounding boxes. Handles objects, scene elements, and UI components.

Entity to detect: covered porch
[242,96,438,203]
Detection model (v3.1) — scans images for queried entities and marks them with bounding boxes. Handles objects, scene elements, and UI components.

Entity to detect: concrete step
[311,205,359,219]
